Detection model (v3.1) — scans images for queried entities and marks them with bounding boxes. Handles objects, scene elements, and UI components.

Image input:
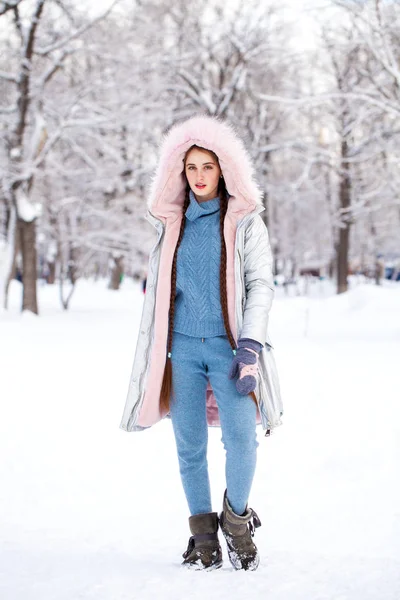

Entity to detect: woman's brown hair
[160,145,257,411]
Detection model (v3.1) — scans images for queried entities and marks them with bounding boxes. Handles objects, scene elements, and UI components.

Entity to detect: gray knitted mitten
[228,338,262,395]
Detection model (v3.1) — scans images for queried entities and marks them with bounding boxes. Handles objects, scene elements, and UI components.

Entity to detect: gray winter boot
[182,512,223,571]
[219,490,262,571]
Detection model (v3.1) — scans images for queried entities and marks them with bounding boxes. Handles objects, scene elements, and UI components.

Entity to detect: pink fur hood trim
[147,114,263,221]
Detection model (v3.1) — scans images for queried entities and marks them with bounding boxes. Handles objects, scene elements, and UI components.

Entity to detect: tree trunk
[337,221,350,294]
[4,248,17,311]
[374,260,384,286]
[47,261,56,284]
[328,255,336,280]
[18,218,38,314]
[59,276,76,310]
[59,245,79,310]
[337,140,351,295]
[109,255,124,290]
[2,204,17,310]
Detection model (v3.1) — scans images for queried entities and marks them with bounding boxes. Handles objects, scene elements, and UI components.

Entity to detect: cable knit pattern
[174,190,226,337]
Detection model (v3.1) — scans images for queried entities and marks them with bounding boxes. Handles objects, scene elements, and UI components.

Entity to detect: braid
[219,181,258,406]
[160,185,190,411]
[219,184,236,351]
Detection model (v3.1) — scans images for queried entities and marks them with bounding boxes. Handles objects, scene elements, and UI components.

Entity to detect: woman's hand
[228,338,263,395]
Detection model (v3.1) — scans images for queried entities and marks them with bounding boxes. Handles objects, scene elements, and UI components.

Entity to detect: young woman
[120,114,283,572]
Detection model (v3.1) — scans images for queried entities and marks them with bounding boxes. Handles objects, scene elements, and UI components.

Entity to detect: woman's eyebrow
[186,161,215,166]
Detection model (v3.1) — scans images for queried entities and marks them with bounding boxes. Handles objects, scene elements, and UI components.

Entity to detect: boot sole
[183,560,223,572]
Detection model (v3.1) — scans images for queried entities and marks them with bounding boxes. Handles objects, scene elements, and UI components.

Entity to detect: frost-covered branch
[257,91,400,117]
[0,104,17,114]
[34,0,120,56]
[0,70,18,83]
[0,0,23,16]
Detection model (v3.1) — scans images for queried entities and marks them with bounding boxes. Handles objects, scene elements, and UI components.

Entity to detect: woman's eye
[186,165,214,170]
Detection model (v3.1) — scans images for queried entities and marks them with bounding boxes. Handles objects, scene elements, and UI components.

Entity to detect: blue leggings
[169,331,258,516]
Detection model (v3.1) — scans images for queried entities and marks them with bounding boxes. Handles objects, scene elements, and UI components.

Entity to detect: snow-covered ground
[1,279,399,599]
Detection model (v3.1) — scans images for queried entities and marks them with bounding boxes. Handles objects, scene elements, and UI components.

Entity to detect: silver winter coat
[120,207,283,435]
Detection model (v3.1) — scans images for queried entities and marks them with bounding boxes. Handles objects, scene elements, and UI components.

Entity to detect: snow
[1,279,399,599]
[15,188,38,223]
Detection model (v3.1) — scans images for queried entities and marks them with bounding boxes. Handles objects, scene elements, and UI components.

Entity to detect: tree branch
[15,0,46,146]
[257,91,400,117]
[0,70,18,83]
[0,0,23,16]
[34,0,120,56]
[13,4,23,40]
[0,104,17,114]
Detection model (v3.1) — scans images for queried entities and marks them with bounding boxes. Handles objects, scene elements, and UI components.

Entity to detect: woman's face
[184,147,221,202]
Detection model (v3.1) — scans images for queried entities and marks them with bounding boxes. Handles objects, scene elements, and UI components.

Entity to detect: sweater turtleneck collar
[185,189,220,222]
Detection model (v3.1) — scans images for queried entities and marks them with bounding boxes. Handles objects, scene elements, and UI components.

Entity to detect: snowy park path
[1,281,399,600]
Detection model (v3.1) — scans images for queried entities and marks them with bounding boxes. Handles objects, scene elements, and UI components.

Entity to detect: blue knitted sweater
[173,190,226,337]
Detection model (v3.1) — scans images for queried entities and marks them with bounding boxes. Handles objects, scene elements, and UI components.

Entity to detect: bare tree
[0,0,118,313]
